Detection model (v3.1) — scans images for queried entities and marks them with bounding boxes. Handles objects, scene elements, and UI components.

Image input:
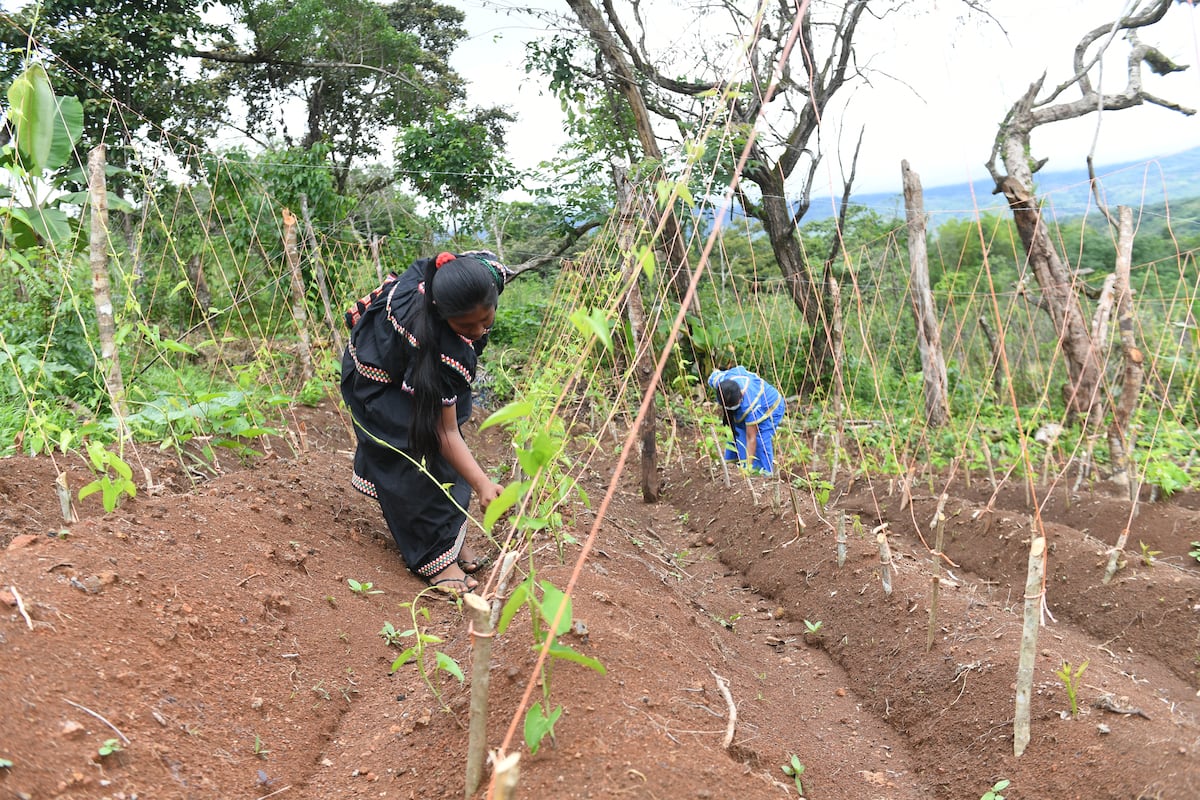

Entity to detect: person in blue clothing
[707,365,786,474]
[341,251,509,594]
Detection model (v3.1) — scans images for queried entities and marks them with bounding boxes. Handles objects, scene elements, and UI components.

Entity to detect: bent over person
[707,365,786,475]
[341,251,508,594]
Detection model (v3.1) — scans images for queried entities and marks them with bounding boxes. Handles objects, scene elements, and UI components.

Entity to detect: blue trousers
[723,399,785,473]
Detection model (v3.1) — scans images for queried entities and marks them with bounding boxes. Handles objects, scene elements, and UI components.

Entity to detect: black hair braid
[407,254,502,464]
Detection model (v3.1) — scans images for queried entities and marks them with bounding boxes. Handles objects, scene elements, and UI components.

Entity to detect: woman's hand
[476,479,504,513]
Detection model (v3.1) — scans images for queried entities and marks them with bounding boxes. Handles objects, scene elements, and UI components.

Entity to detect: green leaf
[435,651,464,683]
[523,701,562,755]
[479,400,534,431]
[390,647,418,672]
[483,480,526,532]
[545,641,605,674]
[538,580,572,636]
[497,580,529,635]
[636,245,655,280]
[78,479,104,501]
[8,65,56,171]
[569,307,613,351]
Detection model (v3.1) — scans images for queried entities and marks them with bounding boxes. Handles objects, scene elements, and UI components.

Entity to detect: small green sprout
[781,754,805,795]
[97,739,122,757]
[1055,660,1088,717]
[981,779,1010,800]
[1189,542,1200,563]
[803,619,823,636]
[1138,541,1162,566]
[347,578,382,596]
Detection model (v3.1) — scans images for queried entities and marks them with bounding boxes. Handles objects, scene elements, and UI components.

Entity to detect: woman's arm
[438,405,504,511]
[745,421,759,467]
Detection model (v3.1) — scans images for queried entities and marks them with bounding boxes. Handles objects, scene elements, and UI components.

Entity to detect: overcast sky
[449,0,1199,199]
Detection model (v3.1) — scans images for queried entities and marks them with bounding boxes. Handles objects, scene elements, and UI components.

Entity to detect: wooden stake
[55,473,76,523]
[281,208,313,383]
[925,493,949,653]
[1102,525,1131,585]
[464,593,493,798]
[87,145,129,439]
[1014,535,1046,757]
[835,513,847,567]
[487,751,520,800]
[876,531,893,596]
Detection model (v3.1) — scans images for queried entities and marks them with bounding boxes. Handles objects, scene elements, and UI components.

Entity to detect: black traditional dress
[340,257,484,579]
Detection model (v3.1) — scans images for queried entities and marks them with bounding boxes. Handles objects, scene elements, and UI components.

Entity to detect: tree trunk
[300,195,345,355]
[88,145,129,439]
[282,208,314,383]
[901,161,949,427]
[185,254,210,326]
[613,164,659,503]
[1107,206,1143,492]
[996,175,1104,425]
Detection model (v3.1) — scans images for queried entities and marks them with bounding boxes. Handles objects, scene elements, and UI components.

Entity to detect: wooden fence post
[300,195,345,355]
[87,144,129,440]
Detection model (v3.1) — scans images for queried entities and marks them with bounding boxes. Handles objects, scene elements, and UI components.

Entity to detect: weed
[1055,660,1088,717]
[378,621,404,647]
[1189,542,1200,563]
[1138,541,1161,566]
[253,735,270,759]
[97,739,123,758]
[781,754,805,795]
[980,779,1010,800]
[347,578,382,596]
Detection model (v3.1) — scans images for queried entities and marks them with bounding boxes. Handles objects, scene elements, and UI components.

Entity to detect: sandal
[428,575,477,596]
[457,553,493,574]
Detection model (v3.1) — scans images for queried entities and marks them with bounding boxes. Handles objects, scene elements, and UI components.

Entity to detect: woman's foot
[428,563,478,595]
[457,543,492,574]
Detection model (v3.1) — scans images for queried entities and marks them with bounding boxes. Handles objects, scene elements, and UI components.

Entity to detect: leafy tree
[0,0,226,157]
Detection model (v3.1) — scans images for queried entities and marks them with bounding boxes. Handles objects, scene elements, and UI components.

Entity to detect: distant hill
[804,146,1200,223]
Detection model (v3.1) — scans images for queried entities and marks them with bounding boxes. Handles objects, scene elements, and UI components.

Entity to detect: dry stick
[64,699,130,744]
[835,513,847,567]
[9,585,33,630]
[464,593,494,799]
[981,433,997,491]
[925,493,949,653]
[710,426,731,488]
[487,752,520,800]
[1013,535,1047,757]
[709,669,737,749]
[876,529,893,596]
[254,786,292,800]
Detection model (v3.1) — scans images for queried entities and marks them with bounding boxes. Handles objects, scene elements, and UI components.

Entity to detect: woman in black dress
[341,251,507,593]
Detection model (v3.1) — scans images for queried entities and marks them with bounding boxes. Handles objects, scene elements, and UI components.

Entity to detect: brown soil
[1,400,1198,800]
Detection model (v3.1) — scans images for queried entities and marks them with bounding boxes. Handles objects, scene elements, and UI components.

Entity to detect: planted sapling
[97,738,123,758]
[781,754,805,796]
[347,578,382,596]
[1055,660,1088,717]
[980,779,1010,800]
[1189,541,1200,563]
[1138,541,1161,566]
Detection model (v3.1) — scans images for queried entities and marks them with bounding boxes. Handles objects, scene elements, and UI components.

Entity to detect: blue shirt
[707,366,781,426]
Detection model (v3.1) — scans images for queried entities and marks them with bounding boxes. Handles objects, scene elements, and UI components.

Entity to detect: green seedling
[1055,660,1088,717]
[1189,542,1200,563]
[253,735,270,759]
[980,779,1010,800]
[78,442,137,513]
[803,619,824,636]
[0,757,12,768]
[1138,541,1162,566]
[781,754,805,795]
[347,578,382,596]
[97,739,122,757]
[388,595,466,710]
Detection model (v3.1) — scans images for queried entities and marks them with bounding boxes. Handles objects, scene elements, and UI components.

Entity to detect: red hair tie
[435,252,456,268]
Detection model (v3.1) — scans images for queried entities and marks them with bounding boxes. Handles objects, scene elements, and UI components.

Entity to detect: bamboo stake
[710,669,737,748]
[926,493,949,653]
[876,530,893,596]
[464,593,493,798]
[1014,535,1046,757]
[299,195,345,355]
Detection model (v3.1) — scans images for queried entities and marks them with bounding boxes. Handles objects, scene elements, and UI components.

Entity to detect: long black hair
[409,252,505,463]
